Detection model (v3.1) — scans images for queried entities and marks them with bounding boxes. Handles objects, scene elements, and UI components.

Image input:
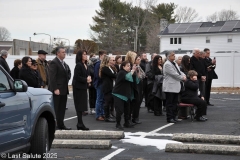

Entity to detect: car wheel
[29,117,49,160]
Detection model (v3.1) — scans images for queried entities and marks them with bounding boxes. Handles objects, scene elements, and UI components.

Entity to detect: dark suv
[0,65,56,159]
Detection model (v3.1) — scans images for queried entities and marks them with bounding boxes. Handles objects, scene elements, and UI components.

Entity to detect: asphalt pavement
[17,93,240,160]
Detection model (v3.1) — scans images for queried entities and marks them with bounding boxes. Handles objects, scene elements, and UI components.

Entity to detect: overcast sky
[0,0,239,46]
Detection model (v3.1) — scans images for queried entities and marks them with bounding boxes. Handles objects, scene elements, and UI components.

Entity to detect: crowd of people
[0,47,217,130]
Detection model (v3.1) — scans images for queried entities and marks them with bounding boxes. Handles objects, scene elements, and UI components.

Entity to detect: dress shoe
[148,109,154,113]
[196,117,206,122]
[58,126,72,130]
[167,119,176,123]
[132,119,142,124]
[202,116,208,121]
[207,103,214,106]
[96,116,104,121]
[123,123,134,128]
[116,124,124,130]
[82,111,88,116]
[174,119,182,122]
[77,125,89,131]
[105,117,116,122]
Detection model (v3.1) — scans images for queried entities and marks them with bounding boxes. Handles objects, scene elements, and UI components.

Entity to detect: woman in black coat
[19,57,40,88]
[10,59,22,79]
[72,50,91,130]
[99,56,117,122]
[152,55,164,116]
[181,70,207,122]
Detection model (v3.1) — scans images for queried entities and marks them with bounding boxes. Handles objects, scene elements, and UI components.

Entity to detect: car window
[0,70,11,91]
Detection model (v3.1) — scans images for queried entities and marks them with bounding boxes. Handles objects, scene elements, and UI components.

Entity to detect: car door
[0,68,31,152]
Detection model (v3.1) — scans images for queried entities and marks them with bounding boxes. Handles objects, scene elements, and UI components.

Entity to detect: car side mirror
[14,80,28,92]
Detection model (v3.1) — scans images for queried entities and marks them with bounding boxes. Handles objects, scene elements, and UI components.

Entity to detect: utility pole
[134,26,138,52]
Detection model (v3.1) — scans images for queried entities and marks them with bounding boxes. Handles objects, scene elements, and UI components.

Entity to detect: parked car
[0,65,56,159]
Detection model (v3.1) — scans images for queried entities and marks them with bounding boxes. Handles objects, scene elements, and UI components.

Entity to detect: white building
[158,20,240,54]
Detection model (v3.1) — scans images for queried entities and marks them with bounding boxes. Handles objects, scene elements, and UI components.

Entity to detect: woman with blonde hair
[99,55,117,122]
[125,51,137,65]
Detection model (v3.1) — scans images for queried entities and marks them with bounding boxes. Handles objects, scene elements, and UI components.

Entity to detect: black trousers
[165,92,179,121]
[153,97,162,114]
[181,98,207,117]
[53,95,67,128]
[114,96,129,124]
[205,79,212,104]
[147,83,154,111]
[104,92,114,118]
[89,87,96,109]
[142,78,148,106]
[198,79,205,98]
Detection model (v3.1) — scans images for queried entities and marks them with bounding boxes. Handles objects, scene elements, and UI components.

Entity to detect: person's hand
[212,59,216,64]
[201,96,205,100]
[192,76,197,81]
[87,76,92,83]
[201,76,206,82]
[182,76,186,81]
[54,89,60,95]
[132,64,137,72]
[207,68,212,72]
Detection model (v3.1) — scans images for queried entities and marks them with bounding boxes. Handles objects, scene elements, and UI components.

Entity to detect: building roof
[160,20,240,35]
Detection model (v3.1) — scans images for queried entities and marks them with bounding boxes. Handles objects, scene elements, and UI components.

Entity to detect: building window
[178,38,182,44]
[228,36,232,43]
[170,37,181,44]
[206,36,210,43]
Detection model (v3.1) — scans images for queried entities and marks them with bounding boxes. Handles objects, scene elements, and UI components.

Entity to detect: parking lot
[17,93,240,160]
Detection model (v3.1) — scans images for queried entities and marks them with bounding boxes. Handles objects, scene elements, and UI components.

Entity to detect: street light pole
[134,26,138,52]
[33,33,52,54]
[54,37,71,56]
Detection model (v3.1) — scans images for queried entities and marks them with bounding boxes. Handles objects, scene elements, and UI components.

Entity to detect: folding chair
[177,103,196,122]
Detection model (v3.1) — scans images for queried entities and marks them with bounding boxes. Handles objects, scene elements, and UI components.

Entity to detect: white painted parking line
[140,123,174,138]
[64,116,77,121]
[101,148,125,160]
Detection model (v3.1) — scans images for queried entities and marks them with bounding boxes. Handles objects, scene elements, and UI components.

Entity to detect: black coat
[10,66,20,79]
[190,56,206,79]
[112,69,132,99]
[19,66,40,88]
[114,64,121,72]
[101,66,116,94]
[0,56,10,73]
[72,62,89,90]
[204,57,218,79]
[181,79,201,99]
[140,59,147,72]
[48,57,71,95]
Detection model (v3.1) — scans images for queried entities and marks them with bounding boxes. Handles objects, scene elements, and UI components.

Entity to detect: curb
[52,139,112,149]
[165,143,240,155]
[55,130,125,139]
[172,133,240,144]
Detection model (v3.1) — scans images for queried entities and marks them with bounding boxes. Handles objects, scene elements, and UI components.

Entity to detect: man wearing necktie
[48,47,71,130]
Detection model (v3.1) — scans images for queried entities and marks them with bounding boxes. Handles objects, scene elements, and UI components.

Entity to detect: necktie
[61,61,66,70]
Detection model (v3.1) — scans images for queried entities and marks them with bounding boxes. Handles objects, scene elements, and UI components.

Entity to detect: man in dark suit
[0,50,10,73]
[190,48,207,98]
[48,47,71,130]
[204,48,218,106]
[140,53,148,107]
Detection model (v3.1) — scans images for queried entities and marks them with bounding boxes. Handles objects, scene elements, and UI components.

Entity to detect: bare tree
[175,6,201,23]
[206,9,239,21]
[0,27,11,41]
[145,23,160,53]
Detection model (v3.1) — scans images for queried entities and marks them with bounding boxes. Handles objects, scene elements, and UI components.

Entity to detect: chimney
[160,18,168,32]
